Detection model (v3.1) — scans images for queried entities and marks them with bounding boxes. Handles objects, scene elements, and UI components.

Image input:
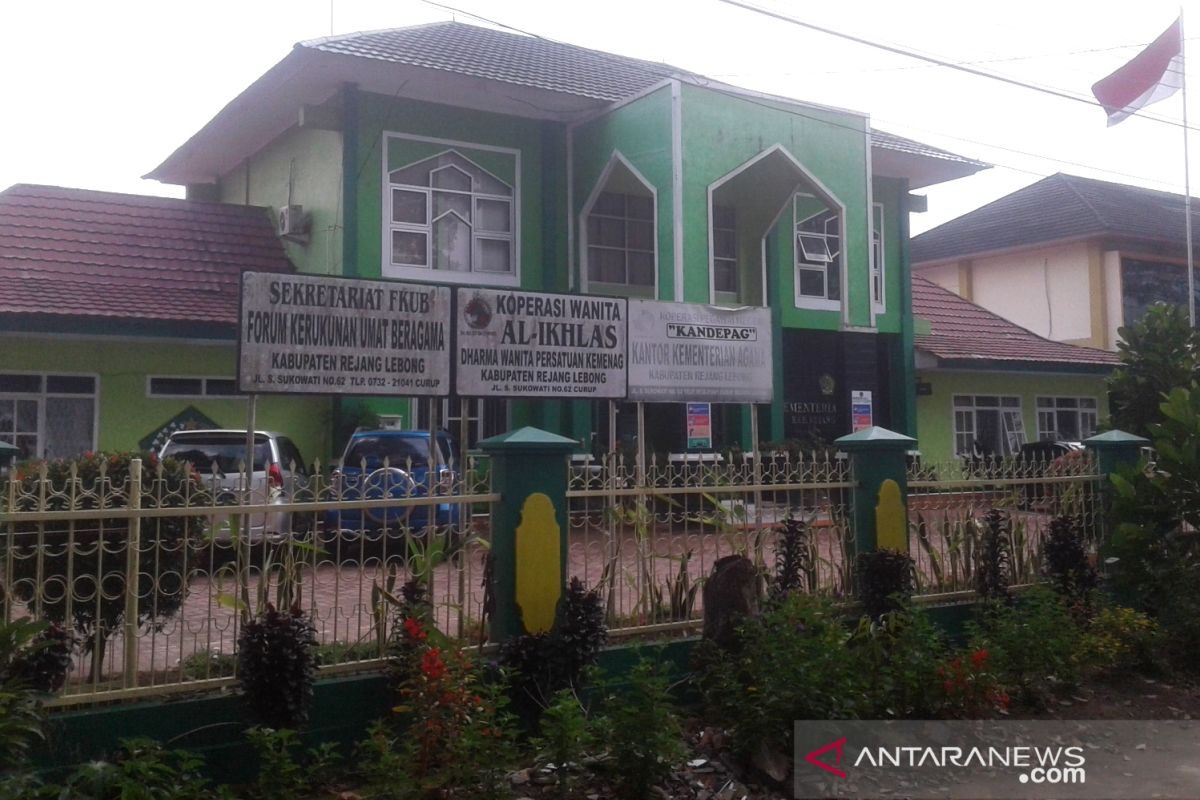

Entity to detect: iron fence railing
[906,450,1102,595]
[566,451,854,631]
[1,455,495,705]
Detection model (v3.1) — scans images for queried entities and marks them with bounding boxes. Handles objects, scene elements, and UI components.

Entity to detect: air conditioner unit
[277,204,310,238]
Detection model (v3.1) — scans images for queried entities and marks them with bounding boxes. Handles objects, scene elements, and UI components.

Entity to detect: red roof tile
[912,275,1119,369]
[0,184,292,328]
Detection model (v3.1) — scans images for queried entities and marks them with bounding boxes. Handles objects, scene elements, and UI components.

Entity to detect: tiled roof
[870,130,988,169]
[0,185,291,327]
[912,275,1119,369]
[148,21,986,186]
[300,21,691,102]
[911,172,1200,264]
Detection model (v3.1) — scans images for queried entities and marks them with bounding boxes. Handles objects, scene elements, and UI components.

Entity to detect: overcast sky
[2,0,1194,234]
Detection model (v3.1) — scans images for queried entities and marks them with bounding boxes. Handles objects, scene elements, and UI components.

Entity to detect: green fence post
[1084,429,1149,544]
[834,426,917,556]
[1083,429,1149,476]
[479,426,577,642]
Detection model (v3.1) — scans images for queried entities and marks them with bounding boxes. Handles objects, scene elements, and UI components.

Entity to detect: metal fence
[1,441,1105,705]
[566,451,855,630]
[907,449,1102,596]
[1,455,495,705]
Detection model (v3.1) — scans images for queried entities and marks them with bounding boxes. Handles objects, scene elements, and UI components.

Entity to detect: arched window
[386,149,514,279]
[581,154,657,297]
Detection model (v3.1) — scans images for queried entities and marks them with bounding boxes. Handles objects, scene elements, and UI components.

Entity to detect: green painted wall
[915,369,1112,463]
[679,83,870,325]
[572,86,674,299]
[352,94,548,289]
[1,338,331,463]
[872,177,905,335]
[219,127,344,276]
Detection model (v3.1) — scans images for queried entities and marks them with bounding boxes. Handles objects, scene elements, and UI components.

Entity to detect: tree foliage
[1109,303,1200,438]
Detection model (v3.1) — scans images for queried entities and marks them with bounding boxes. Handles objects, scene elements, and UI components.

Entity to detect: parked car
[325,430,461,534]
[1018,440,1083,464]
[160,429,310,539]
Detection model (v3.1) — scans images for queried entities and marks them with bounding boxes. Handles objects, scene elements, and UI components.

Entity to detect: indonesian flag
[1091,18,1183,126]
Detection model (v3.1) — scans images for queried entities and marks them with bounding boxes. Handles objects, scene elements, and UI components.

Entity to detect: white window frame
[1036,396,1099,442]
[952,394,1025,458]
[871,202,886,313]
[146,375,243,399]
[0,371,99,460]
[792,192,846,313]
[579,151,659,298]
[381,133,521,287]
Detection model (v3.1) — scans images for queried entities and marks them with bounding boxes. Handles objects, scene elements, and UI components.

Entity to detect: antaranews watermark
[795,720,1200,799]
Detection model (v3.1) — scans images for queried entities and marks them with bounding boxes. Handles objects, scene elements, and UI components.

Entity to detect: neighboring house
[145,20,985,454]
[0,184,328,462]
[911,275,1119,463]
[912,172,1200,351]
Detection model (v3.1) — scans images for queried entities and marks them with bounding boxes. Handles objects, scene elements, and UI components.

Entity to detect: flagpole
[1183,8,1196,327]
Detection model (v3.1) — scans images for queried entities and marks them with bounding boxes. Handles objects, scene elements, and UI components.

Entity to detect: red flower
[970,649,989,669]
[421,648,447,680]
[403,616,428,641]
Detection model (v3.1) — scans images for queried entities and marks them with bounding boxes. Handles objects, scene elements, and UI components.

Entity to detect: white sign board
[627,300,773,403]
[456,288,627,398]
[239,272,452,396]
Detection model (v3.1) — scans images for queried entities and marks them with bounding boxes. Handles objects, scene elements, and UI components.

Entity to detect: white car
[160,429,309,540]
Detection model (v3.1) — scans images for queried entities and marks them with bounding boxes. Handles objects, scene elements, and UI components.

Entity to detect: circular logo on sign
[819,373,836,396]
[464,296,492,329]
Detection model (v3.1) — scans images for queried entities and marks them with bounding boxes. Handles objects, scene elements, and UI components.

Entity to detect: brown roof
[0,184,291,329]
[148,21,986,189]
[912,275,1119,370]
[300,21,691,102]
[911,172,1200,264]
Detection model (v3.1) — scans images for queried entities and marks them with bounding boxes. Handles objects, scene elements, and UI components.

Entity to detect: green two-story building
[2,21,986,461]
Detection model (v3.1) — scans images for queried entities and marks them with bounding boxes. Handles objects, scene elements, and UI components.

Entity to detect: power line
[716,0,1191,131]
[416,0,1190,193]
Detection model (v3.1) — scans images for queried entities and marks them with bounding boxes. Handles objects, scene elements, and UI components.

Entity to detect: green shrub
[848,605,945,718]
[0,618,51,772]
[1080,604,1161,676]
[968,586,1081,707]
[855,548,915,619]
[533,688,597,799]
[5,451,203,678]
[500,577,607,708]
[246,726,341,800]
[600,659,684,800]
[1109,303,1200,439]
[1042,515,1097,610]
[54,738,214,800]
[698,594,865,759]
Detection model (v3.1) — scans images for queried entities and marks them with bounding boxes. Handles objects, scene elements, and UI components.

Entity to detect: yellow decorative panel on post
[875,478,907,552]
[515,492,562,634]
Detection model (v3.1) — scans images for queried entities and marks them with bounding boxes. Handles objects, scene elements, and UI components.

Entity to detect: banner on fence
[455,288,627,398]
[851,389,873,432]
[627,300,773,403]
[238,272,452,396]
[686,402,713,449]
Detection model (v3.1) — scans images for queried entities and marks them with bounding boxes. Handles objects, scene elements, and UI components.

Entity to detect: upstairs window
[581,153,658,297]
[385,144,516,283]
[586,191,655,292]
[712,205,738,298]
[795,194,841,309]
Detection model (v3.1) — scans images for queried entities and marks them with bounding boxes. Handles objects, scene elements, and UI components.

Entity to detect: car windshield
[163,435,270,473]
[343,436,431,469]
